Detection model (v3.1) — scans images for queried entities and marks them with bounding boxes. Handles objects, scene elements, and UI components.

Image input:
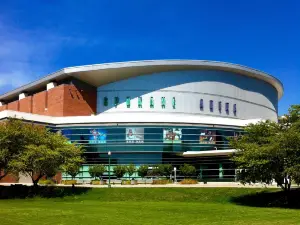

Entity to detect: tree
[126,164,136,180]
[231,105,300,191]
[8,122,84,186]
[89,165,106,180]
[161,164,173,179]
[64,163,81,180]
[180,164,196,178]
[137,165,148,179]
[113,165,126,179]
[0,118,36,180]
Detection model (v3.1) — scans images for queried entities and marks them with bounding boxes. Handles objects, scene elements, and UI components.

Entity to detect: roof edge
[0,60,284,101]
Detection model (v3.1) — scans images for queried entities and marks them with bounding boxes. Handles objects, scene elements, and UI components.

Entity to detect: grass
[0,187,300,225]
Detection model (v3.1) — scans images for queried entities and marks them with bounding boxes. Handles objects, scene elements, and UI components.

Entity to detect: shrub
[91,180,106,185]
[89,165,106,180]
[61,180,77,185]
[180,164,196,178]
[38,179,55,185]
[126,164,136,179]
[137,165,149,179]
[152,179,172,185]
[113,165,126,179]
[121,180,131,185]
[180,179,198,184]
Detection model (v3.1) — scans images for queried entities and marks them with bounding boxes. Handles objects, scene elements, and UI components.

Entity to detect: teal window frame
[138,97,142,108]
[114,97,119,107]
[172,97,176,109]
[161,97,166,108]
[103,97,108,106]
[150,97,154,108]
[126,97,131,108]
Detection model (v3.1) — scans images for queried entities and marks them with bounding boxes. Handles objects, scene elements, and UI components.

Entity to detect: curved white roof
[0,60,284,101]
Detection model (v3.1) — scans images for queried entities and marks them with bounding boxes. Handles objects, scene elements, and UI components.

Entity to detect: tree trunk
[0,173,7,180]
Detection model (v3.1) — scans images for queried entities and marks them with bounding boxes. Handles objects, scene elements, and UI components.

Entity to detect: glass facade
[55,125,242,181]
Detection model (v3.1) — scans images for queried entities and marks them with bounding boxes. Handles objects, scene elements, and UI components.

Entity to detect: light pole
[108,151,111,188]
[174,167,177,183]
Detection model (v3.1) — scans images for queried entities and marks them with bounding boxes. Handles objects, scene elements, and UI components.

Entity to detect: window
[126,97,131,108]
[103,97,108,106]
[150,97,154,108]
[114,97,119,107]
[225,103,229,114]
[138,97,142,108]
[200,99,204,111]
[209,100,214,112]
[172,97,176,109]
[233,104,237,116]
[218,101,222,113]
[161,97,166,109]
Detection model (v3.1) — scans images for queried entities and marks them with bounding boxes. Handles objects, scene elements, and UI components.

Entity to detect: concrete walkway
[0,182,283,188]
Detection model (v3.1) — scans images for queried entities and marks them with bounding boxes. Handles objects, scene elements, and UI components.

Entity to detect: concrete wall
[97,70,278,121]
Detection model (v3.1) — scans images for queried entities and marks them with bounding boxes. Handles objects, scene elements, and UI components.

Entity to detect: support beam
[47,82,57,90]
[19,93,28,100]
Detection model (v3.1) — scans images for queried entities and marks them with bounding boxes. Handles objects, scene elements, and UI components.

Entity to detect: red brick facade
[0,84,97,117]
[0,171,18,183]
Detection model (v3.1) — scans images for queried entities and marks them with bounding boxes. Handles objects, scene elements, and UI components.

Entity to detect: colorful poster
[199,130,216,144]
[126,128,144,143]
[163,128,182,143]
[89,129,107,144]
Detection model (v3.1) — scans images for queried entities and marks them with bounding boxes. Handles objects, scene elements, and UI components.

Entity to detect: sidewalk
[0,182,282,188]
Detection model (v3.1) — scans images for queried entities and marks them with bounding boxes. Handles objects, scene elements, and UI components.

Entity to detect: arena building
[0,60,283,182]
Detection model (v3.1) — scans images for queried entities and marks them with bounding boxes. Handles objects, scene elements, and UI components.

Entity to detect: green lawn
[0,188,299,225]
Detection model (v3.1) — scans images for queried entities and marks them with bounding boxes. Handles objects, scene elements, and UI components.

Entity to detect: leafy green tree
[113,165,126,179]
[180,164,196,178]
[152,164,161,177]
[137,165,148,179]
[0,118,37,180]
[64,163,81,180]
[126,164,136,179]
[8,123,84,186]
[231,106,300,191]
[89,165,106,180]
[161,164,173,178]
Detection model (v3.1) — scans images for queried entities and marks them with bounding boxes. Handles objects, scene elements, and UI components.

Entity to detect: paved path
[0,182,283,188]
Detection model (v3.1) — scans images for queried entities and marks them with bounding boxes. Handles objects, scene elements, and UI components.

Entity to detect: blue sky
[0,0,299,115]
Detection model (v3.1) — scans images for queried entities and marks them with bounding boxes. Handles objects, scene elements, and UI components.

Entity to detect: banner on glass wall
[126,128,144,143]
[89,129,107,144]
[163,128,182,143]
[199,130,216,144]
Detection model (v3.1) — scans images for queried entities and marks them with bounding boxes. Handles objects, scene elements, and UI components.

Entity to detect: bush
[38,179,55,185]
[180,164,196,178]
[152,179,172,185]
[126,164,136,179]
[61,180,77,185]
[89,165,106,180]
[121,180,131,185]
[91,180,106,185]
[180,179,198,184]
[113,165,127,179]
[137,165,149,179]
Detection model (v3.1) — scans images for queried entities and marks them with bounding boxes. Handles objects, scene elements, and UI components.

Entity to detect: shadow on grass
[231,188,300,209]
[0,185,91,199]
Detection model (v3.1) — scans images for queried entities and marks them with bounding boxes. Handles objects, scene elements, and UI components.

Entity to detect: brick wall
[32,91,47,115]
[7,100,19,111]
[0,83,97,117]
[19,96,32,113]
[63,84,97,116]
[0,171,18,183]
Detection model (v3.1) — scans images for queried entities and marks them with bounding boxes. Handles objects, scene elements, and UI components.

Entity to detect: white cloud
[0,18,90,92]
